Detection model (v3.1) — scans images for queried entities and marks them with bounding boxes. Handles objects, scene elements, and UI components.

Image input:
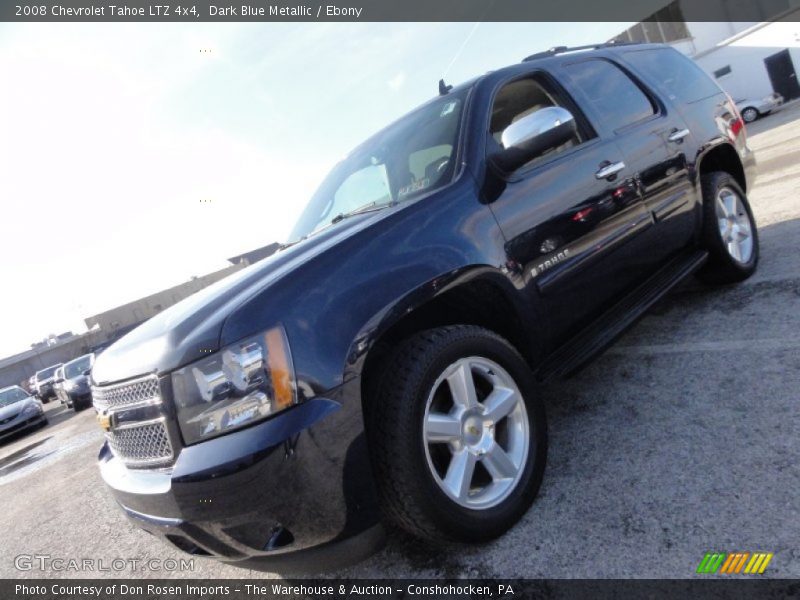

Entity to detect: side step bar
[536,249,708,382]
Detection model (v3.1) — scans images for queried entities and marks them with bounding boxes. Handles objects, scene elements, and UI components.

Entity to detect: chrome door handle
[668,128,690,142]
[595,161,625,179]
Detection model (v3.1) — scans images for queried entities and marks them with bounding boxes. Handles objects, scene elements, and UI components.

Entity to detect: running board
[536,249,708,382]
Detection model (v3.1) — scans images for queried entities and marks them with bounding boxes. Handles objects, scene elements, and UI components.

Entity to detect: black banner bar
[2,0,800,22]
[5,579,800,600]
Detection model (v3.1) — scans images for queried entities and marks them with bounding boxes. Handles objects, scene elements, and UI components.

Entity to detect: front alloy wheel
[423,357,529,510]
[368,325,547,543]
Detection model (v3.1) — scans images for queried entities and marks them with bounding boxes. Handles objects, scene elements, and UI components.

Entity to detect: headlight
[172,325,297,445]
[22,403,41,417]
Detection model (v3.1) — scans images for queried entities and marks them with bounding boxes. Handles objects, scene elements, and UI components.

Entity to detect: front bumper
[98,392,383,573]
[0,412,46,441]
[66,389,92,408]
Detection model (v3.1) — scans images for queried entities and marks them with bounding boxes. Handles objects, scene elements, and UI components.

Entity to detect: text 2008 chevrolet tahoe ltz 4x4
[92,43,757,572]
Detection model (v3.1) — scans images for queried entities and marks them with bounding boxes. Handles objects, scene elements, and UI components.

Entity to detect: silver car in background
[736,93,784,123]
[0,386,47,442]
[34,363,62,403]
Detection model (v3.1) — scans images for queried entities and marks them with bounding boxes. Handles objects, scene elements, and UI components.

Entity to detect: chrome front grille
[92,375,175,468]
[92,376,160,408]
[106,419,174,466]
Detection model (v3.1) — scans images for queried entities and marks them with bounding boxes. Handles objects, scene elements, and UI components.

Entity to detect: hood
[66,374,89,387]
[0,398,35,420]
[92,211,389,385]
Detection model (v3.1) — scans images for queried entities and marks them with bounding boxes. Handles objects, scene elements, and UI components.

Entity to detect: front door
[485,73,653,344]
[765,49,800,101]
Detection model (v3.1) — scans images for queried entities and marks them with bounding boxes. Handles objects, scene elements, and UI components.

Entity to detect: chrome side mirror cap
[493,106,577,173]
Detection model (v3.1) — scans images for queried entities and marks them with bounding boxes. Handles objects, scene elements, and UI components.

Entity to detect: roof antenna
[439,79,452,96]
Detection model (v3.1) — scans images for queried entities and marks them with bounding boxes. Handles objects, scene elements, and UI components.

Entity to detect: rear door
[557,55,697,268]
[485,71,653,343]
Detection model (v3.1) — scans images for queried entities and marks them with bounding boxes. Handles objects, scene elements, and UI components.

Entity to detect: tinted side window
[623,47,722,104]
[488,76,591,168]
[564,59,654,131]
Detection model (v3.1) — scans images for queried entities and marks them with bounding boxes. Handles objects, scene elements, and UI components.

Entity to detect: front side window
[564,59,655,132]
[289,89,467,241]
[488,76,589,168]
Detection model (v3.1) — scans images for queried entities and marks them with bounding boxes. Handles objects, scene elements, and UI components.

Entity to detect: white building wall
[697,45,800,100]
[672,19,800,101]
[682,21,759,55]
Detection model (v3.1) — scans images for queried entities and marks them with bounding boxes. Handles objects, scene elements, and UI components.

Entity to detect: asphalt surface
[1,103,799,580]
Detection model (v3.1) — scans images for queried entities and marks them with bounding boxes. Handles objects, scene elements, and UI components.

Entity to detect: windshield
[289,89,467,241]
[0,387,30,406]
[65,355,92,379]
[36,365,60,381]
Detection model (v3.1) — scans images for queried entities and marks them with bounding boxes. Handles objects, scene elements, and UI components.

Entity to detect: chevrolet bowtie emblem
[97,413,114,432]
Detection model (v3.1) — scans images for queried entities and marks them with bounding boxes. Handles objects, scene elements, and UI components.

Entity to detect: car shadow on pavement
[0,437,50,466]
[0,446,56,479]
[45,402,90,428]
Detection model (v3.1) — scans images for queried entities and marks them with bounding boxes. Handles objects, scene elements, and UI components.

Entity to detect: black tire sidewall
[400,331,547,541]
[700,171,759,282]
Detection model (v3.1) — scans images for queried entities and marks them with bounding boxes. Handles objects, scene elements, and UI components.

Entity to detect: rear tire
[366,325,547,543]
[697,171,759,284]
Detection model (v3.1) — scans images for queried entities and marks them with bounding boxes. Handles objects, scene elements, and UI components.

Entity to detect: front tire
[367,325,547,543]
[741,107,759,123]
[697,171,759,284]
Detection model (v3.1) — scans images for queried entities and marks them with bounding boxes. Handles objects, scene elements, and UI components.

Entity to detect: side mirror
[83,369,92,376]
[491,106,577,173]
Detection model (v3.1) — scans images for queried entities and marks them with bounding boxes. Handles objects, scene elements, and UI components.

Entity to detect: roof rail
[522,41,641,62]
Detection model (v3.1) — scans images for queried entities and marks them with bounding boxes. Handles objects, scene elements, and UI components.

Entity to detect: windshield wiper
[283,201,395,249]
[330,200,394,225]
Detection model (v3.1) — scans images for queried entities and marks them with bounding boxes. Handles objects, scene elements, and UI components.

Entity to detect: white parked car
[736,93,784,123]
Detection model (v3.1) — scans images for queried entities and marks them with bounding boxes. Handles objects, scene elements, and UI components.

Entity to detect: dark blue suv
[92,42,757,573]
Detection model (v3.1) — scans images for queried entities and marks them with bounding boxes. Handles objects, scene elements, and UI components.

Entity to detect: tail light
[725,93,746,140]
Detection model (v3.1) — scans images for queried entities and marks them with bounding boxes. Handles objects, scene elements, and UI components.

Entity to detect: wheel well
[699,143,747,192]
[360,279,532,413]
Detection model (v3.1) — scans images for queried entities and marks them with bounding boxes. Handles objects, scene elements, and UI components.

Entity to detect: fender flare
[341,264,545,385]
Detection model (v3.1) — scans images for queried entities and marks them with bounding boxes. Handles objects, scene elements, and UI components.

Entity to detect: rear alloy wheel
[715,186,754,264]
[368,325,547,542]
[698,171,759,284]
[741,107,759,123]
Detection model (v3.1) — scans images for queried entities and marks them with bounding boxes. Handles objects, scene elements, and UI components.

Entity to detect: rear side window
[563,59,654,132]
[623,47,722,104]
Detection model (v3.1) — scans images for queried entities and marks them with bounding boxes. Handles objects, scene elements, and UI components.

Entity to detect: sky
[0,21,632,358]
